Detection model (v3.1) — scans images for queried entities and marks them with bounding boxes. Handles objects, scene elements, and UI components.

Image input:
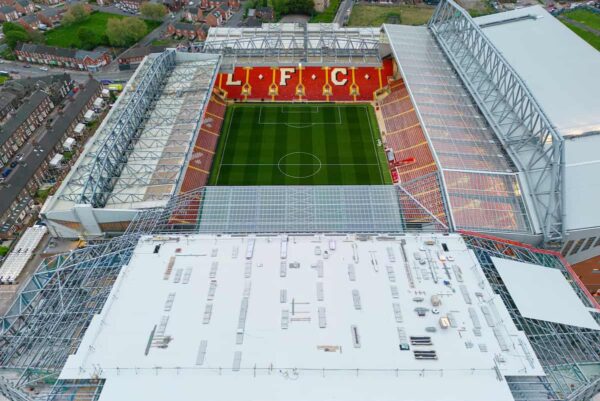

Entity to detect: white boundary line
[364,105,386,184]
[214,106,236,185]
[221,163,379,166]
[277,152,322,179]
[258,105,342,128]
[279,106,321,114]
[216,104,385,183]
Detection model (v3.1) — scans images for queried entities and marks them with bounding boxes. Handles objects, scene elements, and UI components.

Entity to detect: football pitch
[209,104,391,185]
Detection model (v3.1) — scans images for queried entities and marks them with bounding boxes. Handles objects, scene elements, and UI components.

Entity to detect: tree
[285,0,314,14]
[62,3,91,26]
[140,2,167,20]
[78,26,99,50]
[2,22,26,34]
[5,30,30,49]
[106,18,146,47]
[2,22,31,49]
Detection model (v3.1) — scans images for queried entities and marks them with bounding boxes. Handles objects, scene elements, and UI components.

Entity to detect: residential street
[1,60,134,82]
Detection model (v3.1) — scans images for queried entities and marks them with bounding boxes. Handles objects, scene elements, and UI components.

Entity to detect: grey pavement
[559,15,600,36]
[334,0,353,25]
[224,7,244,27]
[1,60,134,82]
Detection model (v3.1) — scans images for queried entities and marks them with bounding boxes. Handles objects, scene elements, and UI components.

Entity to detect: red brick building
[183,6,203,22]
[205,9,223,26]
[13,0,34,15]
[200,0,238,10]
[0,80,101,239]
[166,22,209,40]
[37,7,62,27]
[117,45,166,70]
[15,43,111,72]
[0,91,53,167]
[0,5,19,21]
[17,13,38,30]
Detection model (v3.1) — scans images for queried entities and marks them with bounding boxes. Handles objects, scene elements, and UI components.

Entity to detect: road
[224,6,244,27]
[334,0,353,25]
[1,60,134,83]
[1,1,246,81]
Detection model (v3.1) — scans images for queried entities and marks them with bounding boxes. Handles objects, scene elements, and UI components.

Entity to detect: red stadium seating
[379,78,530,232]
[377,78,448,227]
[217,59,395,102]
[171,92,227,225]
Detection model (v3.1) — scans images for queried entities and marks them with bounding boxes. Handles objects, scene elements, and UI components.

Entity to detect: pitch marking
[277,152,322,179]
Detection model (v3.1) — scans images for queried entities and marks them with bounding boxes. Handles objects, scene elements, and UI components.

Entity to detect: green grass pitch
[209,104,391,186]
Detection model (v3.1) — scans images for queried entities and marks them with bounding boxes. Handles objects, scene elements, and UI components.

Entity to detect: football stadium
[1,0,600,400]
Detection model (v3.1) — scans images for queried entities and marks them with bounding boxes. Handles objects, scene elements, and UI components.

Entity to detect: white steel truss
[199,23,381,66]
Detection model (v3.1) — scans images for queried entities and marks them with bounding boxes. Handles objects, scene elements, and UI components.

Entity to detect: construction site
[0,0,600,400]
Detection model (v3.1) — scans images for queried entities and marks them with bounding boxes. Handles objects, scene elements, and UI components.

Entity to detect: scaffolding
[1,191,599,400]
[428,0,564,246]
[463,232,600,400]
[0,182,450,399]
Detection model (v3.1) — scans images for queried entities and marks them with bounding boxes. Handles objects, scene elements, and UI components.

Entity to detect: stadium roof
[492,256,599,330]
[563,133,600,232]
[195,186,406,233]
[45,51,220,214]
[383,24,533,236]
[59,233,546,401]
[474,6,600,138]
[202,23,382,66]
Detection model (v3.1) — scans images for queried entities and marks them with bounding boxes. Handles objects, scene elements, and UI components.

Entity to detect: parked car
[23,64,31,68]
[9,161,17,168]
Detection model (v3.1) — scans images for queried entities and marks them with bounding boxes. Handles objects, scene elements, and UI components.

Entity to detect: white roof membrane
[492,257,600,330]
[475,6,600,137]
[60,233,545,401]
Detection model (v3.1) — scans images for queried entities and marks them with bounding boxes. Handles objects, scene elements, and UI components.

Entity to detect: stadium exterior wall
[43,206,139,238]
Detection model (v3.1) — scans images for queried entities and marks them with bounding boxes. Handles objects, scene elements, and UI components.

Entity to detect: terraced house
[15,43,111,71]
[0,79,100,238]
[0,91,53,168]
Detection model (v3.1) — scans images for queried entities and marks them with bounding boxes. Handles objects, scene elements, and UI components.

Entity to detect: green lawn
[209,104,391,185]
[348,4,434,26]
[563,9,600,31]
[310,0,341,23]
[563,21,600,51]
[45,12,161,48]
[151,38,177,46]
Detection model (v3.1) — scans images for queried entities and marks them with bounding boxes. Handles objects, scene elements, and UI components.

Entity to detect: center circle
[277,152,322,179]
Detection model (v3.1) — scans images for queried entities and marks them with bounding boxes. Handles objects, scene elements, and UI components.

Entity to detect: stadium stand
[218,59,395,102]
[379,79,437,183]
[179,92,226,194]
[172,92,227,224]
[377,77,529,234]
[377,78,447,227]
